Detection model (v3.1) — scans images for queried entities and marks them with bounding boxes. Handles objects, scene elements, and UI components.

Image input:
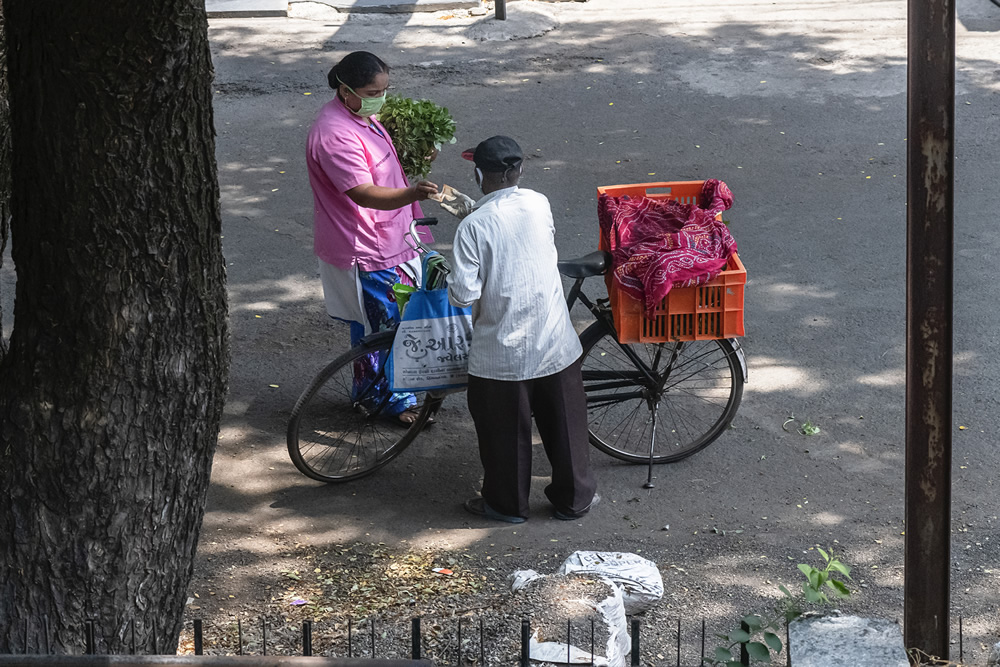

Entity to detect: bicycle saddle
[557,250,613,278]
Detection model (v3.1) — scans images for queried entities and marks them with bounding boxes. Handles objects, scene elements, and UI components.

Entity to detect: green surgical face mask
[338,76,386,117]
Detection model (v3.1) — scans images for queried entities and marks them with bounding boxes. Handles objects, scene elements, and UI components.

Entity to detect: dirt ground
[174,0,1000,664]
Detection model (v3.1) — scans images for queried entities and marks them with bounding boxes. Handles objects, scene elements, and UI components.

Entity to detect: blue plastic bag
[388,287,473,392]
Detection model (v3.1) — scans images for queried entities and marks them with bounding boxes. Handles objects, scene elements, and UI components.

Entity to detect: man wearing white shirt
[447,136,598,524]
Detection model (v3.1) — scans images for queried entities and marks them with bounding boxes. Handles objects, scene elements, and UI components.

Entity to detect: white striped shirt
[447,186,583,381]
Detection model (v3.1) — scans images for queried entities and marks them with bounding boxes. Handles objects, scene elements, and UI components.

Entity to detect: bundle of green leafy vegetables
[378,95,457,179]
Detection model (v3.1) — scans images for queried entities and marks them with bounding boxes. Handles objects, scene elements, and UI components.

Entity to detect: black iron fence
[4,616,731,666]
[0,614,969,665]
[0,659,426,666]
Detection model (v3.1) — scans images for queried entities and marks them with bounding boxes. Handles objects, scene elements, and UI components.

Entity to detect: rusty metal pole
[905,0,955,659]
[496,0,506,21]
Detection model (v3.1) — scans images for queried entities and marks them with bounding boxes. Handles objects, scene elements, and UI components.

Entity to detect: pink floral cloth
[598,179,736,318]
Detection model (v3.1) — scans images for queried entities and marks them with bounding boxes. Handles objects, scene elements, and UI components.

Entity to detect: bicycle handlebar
[406,217,439,254]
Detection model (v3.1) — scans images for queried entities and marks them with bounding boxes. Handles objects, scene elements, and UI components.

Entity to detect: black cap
[463,135,524,173]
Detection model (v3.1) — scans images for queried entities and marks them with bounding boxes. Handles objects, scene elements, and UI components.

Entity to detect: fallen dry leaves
[276,542,489,621]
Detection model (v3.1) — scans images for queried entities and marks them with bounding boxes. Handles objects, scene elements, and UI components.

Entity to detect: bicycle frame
[563,273,665,393]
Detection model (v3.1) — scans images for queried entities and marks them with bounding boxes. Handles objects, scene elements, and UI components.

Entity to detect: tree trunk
[0,0,229,655]
[0,0,10,359]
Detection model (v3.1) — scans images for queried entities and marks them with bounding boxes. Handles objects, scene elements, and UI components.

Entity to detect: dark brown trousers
[467,358,597,519]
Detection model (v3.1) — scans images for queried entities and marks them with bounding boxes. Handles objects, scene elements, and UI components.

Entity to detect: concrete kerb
[289,0,479,14]
[207,0,583,19]
[207,1,559,42]
[206,0,290,17]
[207,0,472,18]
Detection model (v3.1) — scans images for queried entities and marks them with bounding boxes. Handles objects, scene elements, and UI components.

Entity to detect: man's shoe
[553,493,601,521]
[463,497,526,524]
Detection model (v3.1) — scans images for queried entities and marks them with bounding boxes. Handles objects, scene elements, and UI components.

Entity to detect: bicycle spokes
[581,326,744,467]
[287,331,433,483]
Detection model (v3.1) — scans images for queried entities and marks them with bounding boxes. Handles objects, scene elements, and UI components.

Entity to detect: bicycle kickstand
[644,397,658,489]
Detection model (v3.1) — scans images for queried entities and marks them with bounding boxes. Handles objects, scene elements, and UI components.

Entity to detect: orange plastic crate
[598,181,747,343]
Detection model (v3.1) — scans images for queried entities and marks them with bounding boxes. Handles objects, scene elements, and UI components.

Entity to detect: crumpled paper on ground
[429,184,476,219]
[509,569,544,592]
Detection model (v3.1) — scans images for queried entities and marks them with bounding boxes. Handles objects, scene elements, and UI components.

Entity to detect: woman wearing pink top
[306,51,437,424]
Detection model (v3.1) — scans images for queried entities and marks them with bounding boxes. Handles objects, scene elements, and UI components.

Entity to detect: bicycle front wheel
[286,330,435,483]
[580,323,744,464]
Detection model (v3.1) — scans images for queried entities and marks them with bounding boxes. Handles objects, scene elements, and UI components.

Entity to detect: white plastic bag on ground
[518,574,630,667]
[526,578,629,666]
[590,579,630,667]
[558,551,664,614]
[529,634,611,667]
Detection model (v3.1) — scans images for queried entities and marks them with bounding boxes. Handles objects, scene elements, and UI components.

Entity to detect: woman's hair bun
[328,51,388,91]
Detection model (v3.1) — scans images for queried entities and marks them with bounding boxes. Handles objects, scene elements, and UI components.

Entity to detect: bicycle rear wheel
[580,322,744,464]
[286,330,435,483]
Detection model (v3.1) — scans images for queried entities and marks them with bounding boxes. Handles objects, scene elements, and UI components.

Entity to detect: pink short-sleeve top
[307,97,430,271]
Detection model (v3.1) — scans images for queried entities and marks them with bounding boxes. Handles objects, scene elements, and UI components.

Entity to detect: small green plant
[782,413,821,436]
[707,548,852,665]
[800,420,820,435]
[378,95,457,179]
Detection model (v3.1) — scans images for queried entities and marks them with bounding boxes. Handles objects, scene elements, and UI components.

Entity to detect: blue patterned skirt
[349,266,416,417]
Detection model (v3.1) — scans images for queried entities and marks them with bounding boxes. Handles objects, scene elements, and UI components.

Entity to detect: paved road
[199,0,1000,658]
[9,0,998,660]
[196,0,1000,658]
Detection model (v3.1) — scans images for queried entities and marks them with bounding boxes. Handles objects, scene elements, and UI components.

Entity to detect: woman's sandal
[396,408,435,427]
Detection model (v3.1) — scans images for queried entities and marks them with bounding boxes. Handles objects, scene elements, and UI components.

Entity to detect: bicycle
[287,217,747,485]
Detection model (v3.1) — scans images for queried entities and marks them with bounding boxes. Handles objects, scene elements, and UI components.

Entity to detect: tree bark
[0,1,10,359]
[0,0,229,655]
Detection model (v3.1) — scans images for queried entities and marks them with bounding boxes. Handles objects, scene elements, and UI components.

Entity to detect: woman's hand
[346,181,438,210]
[410,180,439,202]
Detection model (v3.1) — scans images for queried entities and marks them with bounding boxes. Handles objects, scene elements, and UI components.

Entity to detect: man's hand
[440,192,475,220]
[430,184,476,220]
